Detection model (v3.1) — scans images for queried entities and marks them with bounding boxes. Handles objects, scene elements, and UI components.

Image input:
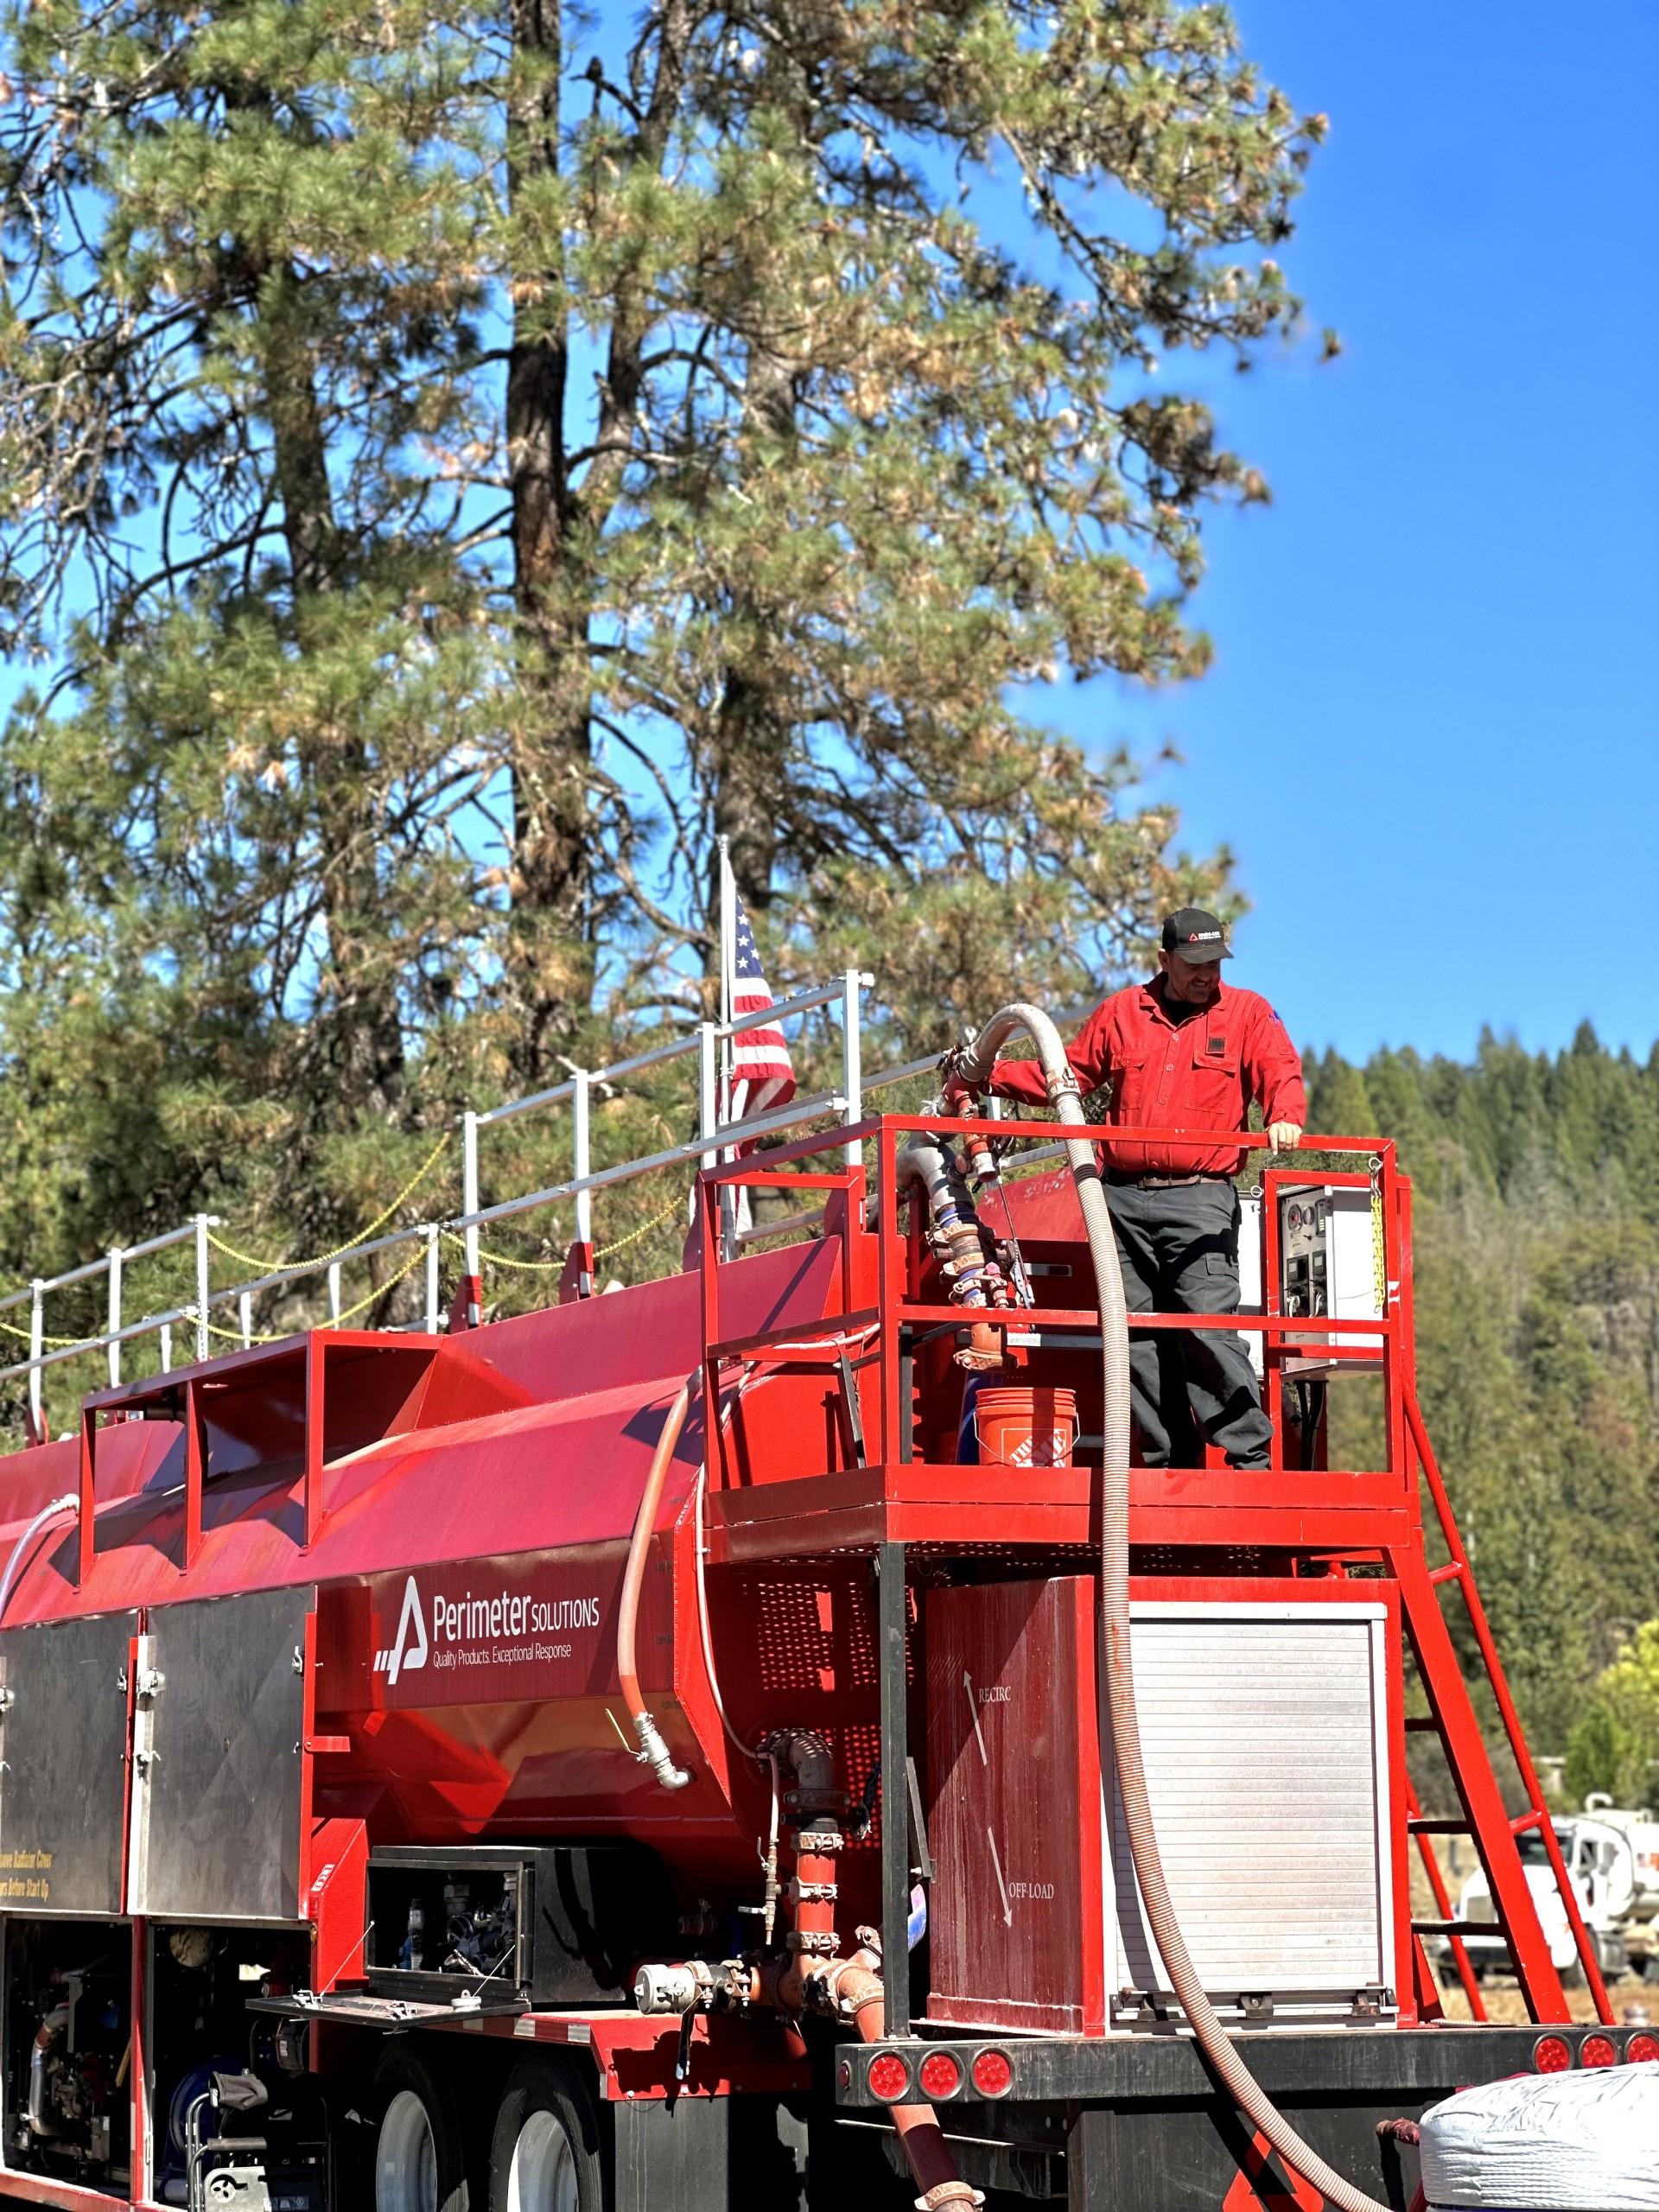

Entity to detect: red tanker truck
[0,1000,1633,2212]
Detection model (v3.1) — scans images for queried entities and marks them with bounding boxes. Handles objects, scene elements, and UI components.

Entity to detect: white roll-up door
[1109,1602,1395,2021]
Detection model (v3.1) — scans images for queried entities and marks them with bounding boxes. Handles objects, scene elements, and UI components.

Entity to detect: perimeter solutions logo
[372,1572,603,1688]
[373,1576,429,1686]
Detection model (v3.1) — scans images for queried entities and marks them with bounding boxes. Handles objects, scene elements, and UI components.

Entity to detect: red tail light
[1580,2033,1617,2068]
[866,2052,911,2102]
[1532,2034,1572,2072]
[971,2048,1014,2096]
[918,2051,963,2100]
[1626,2032,1659,2064]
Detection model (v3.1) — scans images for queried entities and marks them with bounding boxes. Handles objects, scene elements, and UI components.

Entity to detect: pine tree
[1,1,1327,1067]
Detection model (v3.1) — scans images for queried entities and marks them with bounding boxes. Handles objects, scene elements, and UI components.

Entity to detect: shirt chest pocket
[1189,1030,1242,1113]
[1109,1046,1153,1117]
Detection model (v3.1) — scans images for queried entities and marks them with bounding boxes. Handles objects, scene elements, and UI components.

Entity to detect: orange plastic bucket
[973,1386,1078,1469]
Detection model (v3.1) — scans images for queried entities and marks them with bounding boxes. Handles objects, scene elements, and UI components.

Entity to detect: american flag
[729,893,795,1116]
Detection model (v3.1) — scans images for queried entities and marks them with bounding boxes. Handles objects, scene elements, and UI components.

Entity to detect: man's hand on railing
[1268,1121,1304,1154]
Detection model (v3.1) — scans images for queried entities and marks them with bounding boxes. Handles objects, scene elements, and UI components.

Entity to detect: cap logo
[1187,930,1222,943]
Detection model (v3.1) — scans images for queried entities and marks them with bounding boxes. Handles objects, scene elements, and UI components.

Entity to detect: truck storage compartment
[925,1578,1398,2034]
[365,1842,679,2008]
[0,1611,135,1916]
[146,1921,327,2209]
[3,1916,132,2194]
[128,1586,315,1923]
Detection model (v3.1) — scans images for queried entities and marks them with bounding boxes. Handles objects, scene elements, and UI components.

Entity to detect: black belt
[1108,1169,1233,1189]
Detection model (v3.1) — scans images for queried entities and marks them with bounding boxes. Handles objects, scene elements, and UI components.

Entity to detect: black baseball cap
[1161,906,1233,963]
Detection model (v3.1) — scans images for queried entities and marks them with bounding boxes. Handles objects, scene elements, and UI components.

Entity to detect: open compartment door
[130,1585,315,1923]
[0,1612,135,1916]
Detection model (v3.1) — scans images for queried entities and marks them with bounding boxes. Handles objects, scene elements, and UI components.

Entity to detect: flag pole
[715,837,742,1253]
[716,836,736,1126]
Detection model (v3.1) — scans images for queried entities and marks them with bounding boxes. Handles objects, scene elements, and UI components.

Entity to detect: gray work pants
[1103,1178,1273,1470]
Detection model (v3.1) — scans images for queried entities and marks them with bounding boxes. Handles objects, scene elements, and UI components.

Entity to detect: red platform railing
[696,1114,1605,2027]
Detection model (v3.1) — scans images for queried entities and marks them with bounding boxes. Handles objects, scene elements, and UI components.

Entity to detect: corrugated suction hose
[948,1007,1388,2212]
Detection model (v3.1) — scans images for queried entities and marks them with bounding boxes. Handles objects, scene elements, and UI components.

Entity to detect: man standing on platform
[944,909,1304,1471]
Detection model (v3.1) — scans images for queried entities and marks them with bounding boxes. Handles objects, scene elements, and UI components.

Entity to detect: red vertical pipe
[1261,1164,1284,1462]
[879,1124,902,1467]
[303,1335,325,1550]
[77,1408,96,1587]
[182,1380,203,1569]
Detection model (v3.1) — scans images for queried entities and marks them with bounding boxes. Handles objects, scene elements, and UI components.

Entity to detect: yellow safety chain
[442,1186,687,1275]
[1370,1163,1388,1317]
[0,1318,87,1348]
[203,1316,286,1346]
[207,1131,451,1274]
[202,1237,429,1345]
[442,1230,563,1274]
[594,1192,686,1262]
[321,1240,429,1327]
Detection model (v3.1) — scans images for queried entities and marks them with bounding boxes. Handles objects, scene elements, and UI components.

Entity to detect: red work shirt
[986,978,1306,1177]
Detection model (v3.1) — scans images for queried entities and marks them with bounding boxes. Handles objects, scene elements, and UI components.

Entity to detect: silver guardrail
[0,969,971,1435]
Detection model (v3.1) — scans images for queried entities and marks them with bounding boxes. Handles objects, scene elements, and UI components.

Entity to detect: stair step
[1404,1716,1442,1733]
[1412,1921,1503,1939]
[1408,1819,1472,1835]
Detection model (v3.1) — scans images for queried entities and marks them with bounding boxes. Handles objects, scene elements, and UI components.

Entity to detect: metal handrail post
[461,1109,480,1325]
[194,1215,212,1364]
[841,969,863,1171]
[698,1024,718,1173]
[423,1224,441,1334]
[28,1281,43,1441]
[159,1321,173,1374]
[106,1251,123,1390]
[238,1291,253,1351]
[572,1071,593,1252]
[699,1022,734,1262]
[327,1262,342,1325]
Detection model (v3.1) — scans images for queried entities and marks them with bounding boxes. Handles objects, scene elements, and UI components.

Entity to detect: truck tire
[373,2044,470,2212]
[486,2054,601,2212]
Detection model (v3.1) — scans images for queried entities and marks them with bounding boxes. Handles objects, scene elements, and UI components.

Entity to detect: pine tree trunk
[505,0,591,1078]
[709,250,799,933]
[505,0,691,1077]
[264,264,406,1120]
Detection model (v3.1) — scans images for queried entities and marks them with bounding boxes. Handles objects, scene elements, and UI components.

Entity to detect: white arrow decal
[963,1670,988,1765]
[986,1826,1014,1928]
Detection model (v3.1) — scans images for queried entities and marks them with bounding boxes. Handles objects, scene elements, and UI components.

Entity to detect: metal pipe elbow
[948,1003,1077,1105]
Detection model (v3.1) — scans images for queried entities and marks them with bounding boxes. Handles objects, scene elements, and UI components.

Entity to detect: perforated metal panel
[0,1613,134,1916]
[1109,1603,1393,2009]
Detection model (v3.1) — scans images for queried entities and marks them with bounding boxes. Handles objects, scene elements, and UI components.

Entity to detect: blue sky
[1082,0,1659,1065]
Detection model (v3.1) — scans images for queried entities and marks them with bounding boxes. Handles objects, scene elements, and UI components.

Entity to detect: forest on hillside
[1305,1030,1659,1802]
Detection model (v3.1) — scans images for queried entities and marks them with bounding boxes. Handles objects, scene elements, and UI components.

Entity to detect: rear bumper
[838,2025,1641,2210]
[834,2021,1620,2107]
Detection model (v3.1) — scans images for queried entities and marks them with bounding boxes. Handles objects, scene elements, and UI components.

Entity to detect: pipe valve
[630,1710,690,1790]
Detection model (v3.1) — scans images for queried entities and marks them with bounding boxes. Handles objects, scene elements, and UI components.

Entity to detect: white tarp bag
[1421,2064,1659,2209]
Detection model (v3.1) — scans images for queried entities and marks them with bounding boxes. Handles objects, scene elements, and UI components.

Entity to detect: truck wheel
[487,2055,600,2212]
[373,2044,470,2212]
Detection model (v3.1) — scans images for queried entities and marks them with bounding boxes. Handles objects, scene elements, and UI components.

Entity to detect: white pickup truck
[1449,1796,1659,1983]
